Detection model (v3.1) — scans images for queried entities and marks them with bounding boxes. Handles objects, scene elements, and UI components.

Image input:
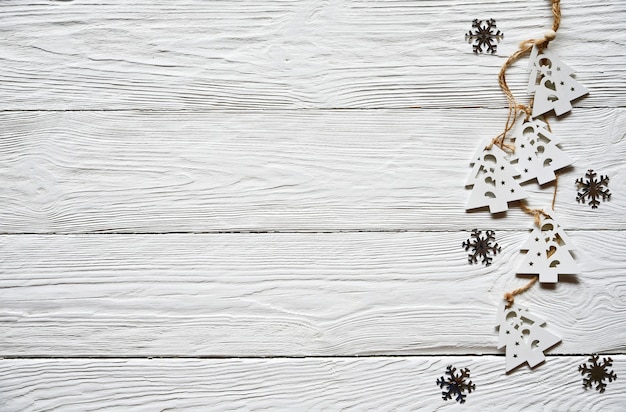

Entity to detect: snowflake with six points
[576,169,611,209]
[579,354,617,393]
[436,365,476,403]
[466,19,503,54]
[462,229,501,266]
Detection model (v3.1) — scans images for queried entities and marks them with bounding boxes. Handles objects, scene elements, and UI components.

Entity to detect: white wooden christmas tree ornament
[527,45,588,118]
[509,113,573,185]
[496,301,561,372]
[466,139,527,213]
[517,213,579,283]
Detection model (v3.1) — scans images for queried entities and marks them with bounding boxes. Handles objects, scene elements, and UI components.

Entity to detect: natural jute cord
[493,0,562,149]
[501,0,562,306]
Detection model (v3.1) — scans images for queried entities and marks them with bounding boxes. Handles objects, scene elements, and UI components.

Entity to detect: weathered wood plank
[1,231,624,356]
[1,356,624,411]
[0,0,624,110]
[1,108,624,233]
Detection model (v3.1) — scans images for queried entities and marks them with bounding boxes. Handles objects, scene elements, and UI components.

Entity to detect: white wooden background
[1,0,625,410]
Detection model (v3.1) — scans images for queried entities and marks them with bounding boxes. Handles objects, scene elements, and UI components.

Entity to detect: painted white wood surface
[1,109,624,233]
[1,231,624,356]
[2,357,625,411]
[1,0,625,409]
[0,0,624,110]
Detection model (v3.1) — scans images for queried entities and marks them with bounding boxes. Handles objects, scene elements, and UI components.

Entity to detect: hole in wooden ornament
[531,339,540,350]
[536,145,545,154]
[537,135,550,144]
[522,328,531,342]
[484,176,497,187]
[484,191,496,199]
[543,158,553,167]
[541,223,554,232]
[538,57,553,68]
[523,125,536,137]
[547,246,557,258]
[544,80,557,91]
[547,94,559,102]
[549,259,560,268]
[506,311,522,329]
[554,233,564,246]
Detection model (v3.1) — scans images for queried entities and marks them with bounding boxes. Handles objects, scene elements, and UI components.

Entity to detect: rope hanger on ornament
[493,0,562,148]
[498,0,561,306]
[464,0,589,373]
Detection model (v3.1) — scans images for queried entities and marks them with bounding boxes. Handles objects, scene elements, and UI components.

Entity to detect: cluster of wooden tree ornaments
[465,7,587,372]
[440,0,616,404]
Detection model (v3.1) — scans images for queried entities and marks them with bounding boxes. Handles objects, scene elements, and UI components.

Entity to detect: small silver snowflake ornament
[466,19,503,54]
[576,169,611,209]
[579,354,617,393]
[436,365,475,403]
[462,229,501,266]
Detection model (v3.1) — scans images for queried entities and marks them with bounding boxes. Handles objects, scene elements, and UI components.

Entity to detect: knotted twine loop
[504,277,538,308]
[492,0,562,151]
[521,204,551,227]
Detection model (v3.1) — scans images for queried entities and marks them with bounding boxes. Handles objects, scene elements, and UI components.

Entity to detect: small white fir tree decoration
[466,139,527,213]
[509,112,573,185]
[527,45,588,118]
[496,301,561,372]
[517,213,579,283]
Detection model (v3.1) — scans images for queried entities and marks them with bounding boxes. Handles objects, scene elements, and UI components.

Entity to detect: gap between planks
[0,228,620,236]
[1,354,622,360]
[0,106,618,113]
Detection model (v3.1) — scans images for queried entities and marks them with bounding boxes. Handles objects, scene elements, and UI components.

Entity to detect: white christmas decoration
[517,213,579,283]
[496,301,561,372]
[509,113,573,185]
[527,45,588,118]
[466,139,527,213]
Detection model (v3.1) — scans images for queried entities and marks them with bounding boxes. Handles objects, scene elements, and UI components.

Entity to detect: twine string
[499,1,562,307]
[504,277,538,308]
[550,0,562,32]
[550,172,559,210]
[492,0,562,150]
[521,203,551,227]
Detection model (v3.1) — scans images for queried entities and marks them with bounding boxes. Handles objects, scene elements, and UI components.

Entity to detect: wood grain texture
[1,356,624,411]
[2,0,624,408]
[1,108,624,233]
[0,0,624,110]
[1,231,624,356]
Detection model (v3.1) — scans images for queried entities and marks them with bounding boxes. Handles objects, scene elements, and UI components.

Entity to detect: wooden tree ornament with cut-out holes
[465,140,527,213]
[496,301,561,372]
[509,113,573,185]
[527,45,589,118]
[517,214,579,283]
